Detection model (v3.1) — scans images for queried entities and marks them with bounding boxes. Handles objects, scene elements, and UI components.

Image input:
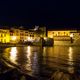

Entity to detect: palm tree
[34,27,46,38]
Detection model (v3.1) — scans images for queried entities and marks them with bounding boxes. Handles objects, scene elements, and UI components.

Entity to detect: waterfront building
[9,27,40,43]
[47,30,80,45]
[10,28,30,43]
[0,29,10,43]
[27,26,47,42]
[10,28,20,43]
[48,30,77,39]
[27,30,37,41]
[0,26,46,44]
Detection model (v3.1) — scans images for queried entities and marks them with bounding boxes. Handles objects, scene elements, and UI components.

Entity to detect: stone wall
[54,41,72,46]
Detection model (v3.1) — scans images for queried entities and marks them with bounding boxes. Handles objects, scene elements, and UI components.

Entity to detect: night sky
[0,0,80,29]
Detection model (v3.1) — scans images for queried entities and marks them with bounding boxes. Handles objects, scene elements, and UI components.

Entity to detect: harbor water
[1,46,80,80]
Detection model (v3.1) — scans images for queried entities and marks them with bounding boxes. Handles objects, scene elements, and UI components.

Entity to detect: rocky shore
[0,56,37,80]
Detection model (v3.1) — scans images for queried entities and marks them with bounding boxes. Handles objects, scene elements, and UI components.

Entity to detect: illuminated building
[9,27,38,43]
[10,28,20,43]
[27,30,36,41]
[0,29,10,43]
[48,30,77,40]
[47,30,80,45]
[26,26,46,42]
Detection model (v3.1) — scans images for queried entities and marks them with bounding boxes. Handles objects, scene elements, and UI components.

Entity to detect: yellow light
[68,47,73,61]
[68,47,74,74]
[10,47,17,63]
[25,46,31,70]
[28,37,31,41]
[11,36,16,41]
[27,46,31,54]
[70,34,73,38]
[44,37,47,40]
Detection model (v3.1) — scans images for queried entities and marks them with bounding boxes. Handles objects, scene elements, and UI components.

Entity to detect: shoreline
[0,55,38,80]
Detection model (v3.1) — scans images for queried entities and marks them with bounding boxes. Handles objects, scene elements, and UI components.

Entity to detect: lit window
[1,39,2,42]
[10,33,13,36]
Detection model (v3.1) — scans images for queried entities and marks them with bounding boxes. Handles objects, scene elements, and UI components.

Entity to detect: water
[1,46,80,80]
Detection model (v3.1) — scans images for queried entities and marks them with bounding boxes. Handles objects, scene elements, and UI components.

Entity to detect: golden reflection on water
[68,47,74,65]
[3,48,10,59]
[27,46,31,54]
[43,47,47,64]
[3,46,78,76]
[10,47,17,63]
[68,47,74,74]
[25,46,32,71]
[32,52,39,75]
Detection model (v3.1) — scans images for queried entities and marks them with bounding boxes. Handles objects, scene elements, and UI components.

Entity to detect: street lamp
[70,34,73,38]
[70,34,73,43]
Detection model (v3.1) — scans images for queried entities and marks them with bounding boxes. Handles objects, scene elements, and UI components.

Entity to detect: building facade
[0,26,46,43]
[9,27,40,43]
[0,29,10,43]
[47,30,80,45]
[48,30,77,40]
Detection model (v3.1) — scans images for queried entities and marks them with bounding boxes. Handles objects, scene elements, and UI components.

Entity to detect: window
[20,33,24,36]
[1,34,3,37]
[30,35,31,37]
[10,33,13,36]
[1,39,2,42]
[25,32,28,33]
[32,35,34,37]
[10,30,14,33]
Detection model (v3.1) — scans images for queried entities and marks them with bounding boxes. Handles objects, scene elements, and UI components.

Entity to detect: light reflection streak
[43,47,47,57]
[10,47,17,63]
[27,46,31,56]
[68,47,73,63]
[43,47,47,64]
[32,52,39,75]
[25,46,31,71]
[68,47,74,74]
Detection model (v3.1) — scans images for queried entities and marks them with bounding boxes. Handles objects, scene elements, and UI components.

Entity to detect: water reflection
[32,52,39,76]
[68,47,74,65]
[10,47,17,63]
[68,47,74,74]
[25,46,32,71]
[68,47,73,62]
[43,47,47,64]
[2,46,80,79]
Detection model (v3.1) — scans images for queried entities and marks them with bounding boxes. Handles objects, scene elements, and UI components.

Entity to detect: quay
[0,37,53,47]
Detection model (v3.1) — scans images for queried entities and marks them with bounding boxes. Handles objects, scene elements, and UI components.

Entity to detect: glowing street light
[70,34,73,38]
[28,37,31,41]
[70,34,73,43]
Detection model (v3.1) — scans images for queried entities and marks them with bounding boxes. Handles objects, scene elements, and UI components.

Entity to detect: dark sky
[0,0,80,29]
